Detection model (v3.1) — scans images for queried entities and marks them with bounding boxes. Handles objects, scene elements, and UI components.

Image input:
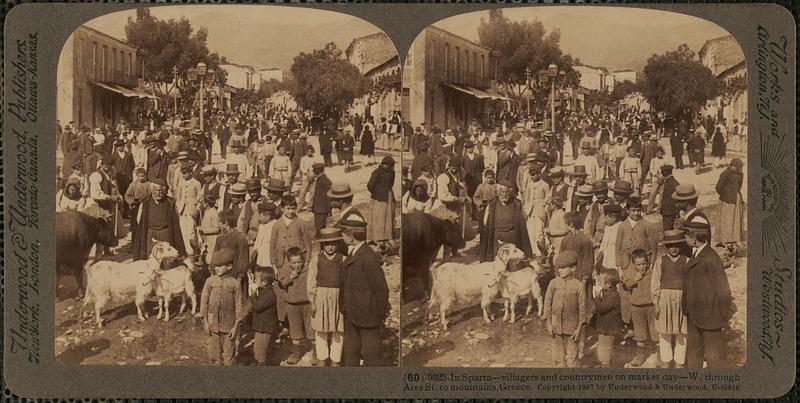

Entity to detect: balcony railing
[108,70,139,87]
[439,68,490,89]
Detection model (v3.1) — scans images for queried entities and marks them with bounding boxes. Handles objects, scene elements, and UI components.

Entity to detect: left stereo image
[54,5,402,367]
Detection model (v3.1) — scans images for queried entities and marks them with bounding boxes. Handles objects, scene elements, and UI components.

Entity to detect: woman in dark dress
[360,123,376,165]
[365,156,396,243]
[711,127,727,167]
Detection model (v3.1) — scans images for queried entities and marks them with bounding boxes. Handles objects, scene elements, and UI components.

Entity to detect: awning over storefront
[91,81,159,100]
[443,83,512,102]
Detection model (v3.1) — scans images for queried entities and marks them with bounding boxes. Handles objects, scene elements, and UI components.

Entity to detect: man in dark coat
[658,165,680,231]
[311,163,332,236]
[462,140,485,197]
[672,184,709,257]
[339,211,389,367]
[495,140,521,194]
[131,178,186,261]
[146,137,170,182]
[682,217,731,368]
[669,129,685,169]
[111,139,135,217]
[319,126,334,167]
[478,180,532,262]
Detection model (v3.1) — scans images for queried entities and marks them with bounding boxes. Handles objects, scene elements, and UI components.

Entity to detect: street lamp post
[197,62,207,134]
[172,65,178,114]
[525,66,532,117]
[547,63,558,134]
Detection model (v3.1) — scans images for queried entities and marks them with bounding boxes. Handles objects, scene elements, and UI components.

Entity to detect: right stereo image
[400,7,748,369]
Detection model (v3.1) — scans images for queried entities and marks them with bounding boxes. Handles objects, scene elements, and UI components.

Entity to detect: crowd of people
[55,104,402,367]
[403,107,745,368]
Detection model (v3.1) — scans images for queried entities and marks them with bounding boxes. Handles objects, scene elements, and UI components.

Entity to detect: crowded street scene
[401,9,747,369]
[55,6,401,367]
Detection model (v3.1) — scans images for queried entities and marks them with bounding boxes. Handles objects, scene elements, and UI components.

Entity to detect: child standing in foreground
[280,246,314,365]
[652,230,689,368]
[594,269,622,368]
[307,228,347,367]
[243,266,278,366]
[199,248,243,366]
[542,251,588,368]
[623,249,657,367]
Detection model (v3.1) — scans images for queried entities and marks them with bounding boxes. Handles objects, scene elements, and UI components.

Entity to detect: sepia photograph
[401,7,747,369]
[54,5,401,367]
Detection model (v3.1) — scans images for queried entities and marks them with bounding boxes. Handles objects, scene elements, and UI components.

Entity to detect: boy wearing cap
[242,266,278,366]
[339,213,390,366]
[307,228,347,366]
[199,248,243,366]
[615,197,658,273]
[623,249,657,367]
[280,247,314,365]
[682,216,731,368]
[270,196,314,326]
[251,200,277,271]
[652,230,689,368]
[542,251,588,368]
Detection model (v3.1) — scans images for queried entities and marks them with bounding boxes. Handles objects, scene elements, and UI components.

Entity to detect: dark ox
[56,211,118,298]
[402,211,466,300]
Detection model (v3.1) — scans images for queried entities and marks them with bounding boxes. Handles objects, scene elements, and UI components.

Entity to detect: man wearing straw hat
[175,160,204,255]
[671,184,709,257]
[682,215,731,368]
[220,164,242,211]
[338,212,389,367]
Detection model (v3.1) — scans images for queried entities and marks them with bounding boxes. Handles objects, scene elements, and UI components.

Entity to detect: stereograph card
[2,3,796,399]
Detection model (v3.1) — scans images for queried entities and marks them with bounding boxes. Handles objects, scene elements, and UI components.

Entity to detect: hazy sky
[85,5,387,71]
[433,7,732,72]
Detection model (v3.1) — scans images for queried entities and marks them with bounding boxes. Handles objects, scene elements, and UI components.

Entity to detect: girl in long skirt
[307,228,346,366]
[651,230,689,368]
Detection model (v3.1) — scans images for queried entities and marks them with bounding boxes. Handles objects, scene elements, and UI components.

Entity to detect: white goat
[427,243,526,330]
[82,242,179,328]
[153,257,199,322]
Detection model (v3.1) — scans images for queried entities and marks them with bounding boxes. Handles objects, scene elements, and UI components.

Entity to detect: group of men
[403,106,741,368]
[55,103,394,366]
